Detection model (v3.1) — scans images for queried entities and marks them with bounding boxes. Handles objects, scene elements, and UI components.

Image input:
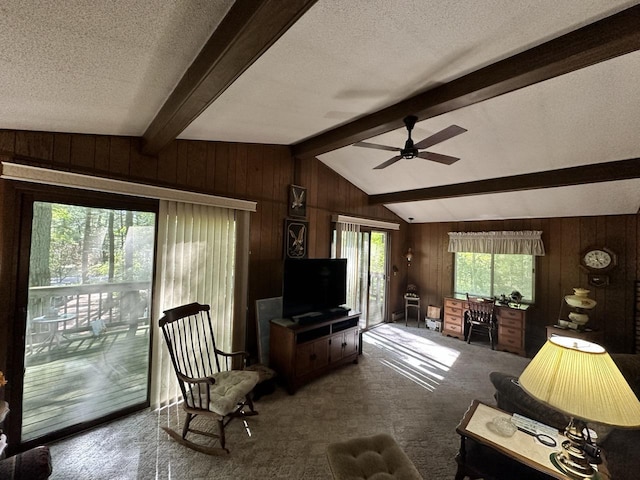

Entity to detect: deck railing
[369,272,385,302]
[27,281,151,353]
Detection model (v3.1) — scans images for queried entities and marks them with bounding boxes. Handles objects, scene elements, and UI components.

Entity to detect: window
[454,252,534,302]
[449,230,543,303]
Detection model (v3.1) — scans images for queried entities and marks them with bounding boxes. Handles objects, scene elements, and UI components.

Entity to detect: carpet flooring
[48,322,530,479]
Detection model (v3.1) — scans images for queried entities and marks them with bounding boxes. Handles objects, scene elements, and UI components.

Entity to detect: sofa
[0,399,52,479]
[0,446,52,479]
[490,353,640,480]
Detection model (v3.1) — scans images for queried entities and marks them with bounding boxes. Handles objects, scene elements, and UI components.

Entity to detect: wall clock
[580,246,617,287]
[580,247,617,272]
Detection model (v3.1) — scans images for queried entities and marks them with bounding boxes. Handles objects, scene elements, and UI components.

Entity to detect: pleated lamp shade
[519,336,640,427]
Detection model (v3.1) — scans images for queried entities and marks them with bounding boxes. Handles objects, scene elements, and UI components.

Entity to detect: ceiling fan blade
[353,141,400,153]
[373,155,403,170]
[414,125,467,150]
[417,151,460,165]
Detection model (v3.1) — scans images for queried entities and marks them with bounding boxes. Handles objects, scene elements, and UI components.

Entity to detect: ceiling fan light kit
[353,115,467,170]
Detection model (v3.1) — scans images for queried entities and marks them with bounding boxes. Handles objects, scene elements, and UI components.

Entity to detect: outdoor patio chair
[159,302,259,454]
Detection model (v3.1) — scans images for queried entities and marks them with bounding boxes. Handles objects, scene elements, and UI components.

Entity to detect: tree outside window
[454,252,534,302]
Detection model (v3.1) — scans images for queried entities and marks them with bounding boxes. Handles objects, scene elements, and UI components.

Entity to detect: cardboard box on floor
[426,305,442,331]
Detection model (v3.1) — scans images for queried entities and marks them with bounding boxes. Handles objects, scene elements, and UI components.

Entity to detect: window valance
[448,231,545,256]
[332,214,399,230]
[1,162,256,212]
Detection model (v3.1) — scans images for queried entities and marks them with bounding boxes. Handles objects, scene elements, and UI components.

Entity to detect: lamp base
[550,449,597,479]
[550,418,599,479]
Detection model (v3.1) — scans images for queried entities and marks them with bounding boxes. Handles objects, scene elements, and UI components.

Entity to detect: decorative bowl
[490,416,517,437]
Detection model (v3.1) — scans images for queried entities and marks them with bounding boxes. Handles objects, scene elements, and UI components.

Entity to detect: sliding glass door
[334,225,389,330]
[20,199,155,443]
[366,231,387,328]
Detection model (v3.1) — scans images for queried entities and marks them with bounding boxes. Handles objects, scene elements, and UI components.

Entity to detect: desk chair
[465,295,496,349]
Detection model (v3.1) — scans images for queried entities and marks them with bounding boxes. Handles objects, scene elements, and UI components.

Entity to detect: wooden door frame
[7,182,157,452]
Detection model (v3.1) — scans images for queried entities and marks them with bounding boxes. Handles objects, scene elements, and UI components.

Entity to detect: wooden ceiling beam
[293,5,640,159]
[142,0,318,156]
[368,158,640,205]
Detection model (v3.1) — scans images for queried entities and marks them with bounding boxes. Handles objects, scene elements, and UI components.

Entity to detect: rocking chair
[159,302,259,454]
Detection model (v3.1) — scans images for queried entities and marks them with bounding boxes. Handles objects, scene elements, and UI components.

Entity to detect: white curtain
[447,231,545,256]
[334,222,363,316]
[150,200,237,408]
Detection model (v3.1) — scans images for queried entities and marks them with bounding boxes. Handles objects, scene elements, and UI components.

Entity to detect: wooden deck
[22,326,150,442]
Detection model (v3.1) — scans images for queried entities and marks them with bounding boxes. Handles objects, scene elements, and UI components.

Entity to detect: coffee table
[454,399,608,480]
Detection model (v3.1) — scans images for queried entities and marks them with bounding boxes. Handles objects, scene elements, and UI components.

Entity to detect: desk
[32,313,76,351]
[443,296,528,356]
[455,400,608,480]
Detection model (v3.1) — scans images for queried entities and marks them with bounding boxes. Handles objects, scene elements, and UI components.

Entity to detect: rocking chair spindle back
[159,302,259,454]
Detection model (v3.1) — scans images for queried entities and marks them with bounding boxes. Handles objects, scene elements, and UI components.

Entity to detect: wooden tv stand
[269,313,360,393]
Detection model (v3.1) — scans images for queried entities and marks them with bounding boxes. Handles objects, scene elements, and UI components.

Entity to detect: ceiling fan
[353,115,467,170]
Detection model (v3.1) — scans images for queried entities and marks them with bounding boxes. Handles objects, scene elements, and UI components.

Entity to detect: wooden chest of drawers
[496,306,526,356]
[443,297,467,340]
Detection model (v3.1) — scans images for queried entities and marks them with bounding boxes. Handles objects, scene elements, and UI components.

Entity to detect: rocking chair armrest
[215,349,250,359]
[176,371,216,386]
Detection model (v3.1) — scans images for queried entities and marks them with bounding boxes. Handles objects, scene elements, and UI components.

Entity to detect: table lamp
[562,288,597,329]
[519,336,640,479]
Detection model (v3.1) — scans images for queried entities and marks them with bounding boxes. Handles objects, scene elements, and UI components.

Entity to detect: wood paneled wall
[0,129,407,366]
[408,216,640,354]
[10,130,637,358]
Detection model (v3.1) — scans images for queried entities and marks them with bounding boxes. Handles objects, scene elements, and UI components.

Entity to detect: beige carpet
[48,322,530,479]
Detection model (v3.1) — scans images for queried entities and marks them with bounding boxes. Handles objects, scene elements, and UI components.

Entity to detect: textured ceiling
[0,0,234,135]
[1,0,639,223]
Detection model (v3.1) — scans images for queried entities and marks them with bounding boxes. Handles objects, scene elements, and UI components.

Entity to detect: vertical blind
[332,216,398,317]
[335,222,364,317]
[150,200,237,408]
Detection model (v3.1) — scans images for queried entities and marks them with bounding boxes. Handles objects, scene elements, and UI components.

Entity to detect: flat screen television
[282,258,347,318]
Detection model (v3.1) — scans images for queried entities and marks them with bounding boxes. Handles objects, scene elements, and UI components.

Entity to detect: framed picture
[288,184,307,218]
[285,219,308,259]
